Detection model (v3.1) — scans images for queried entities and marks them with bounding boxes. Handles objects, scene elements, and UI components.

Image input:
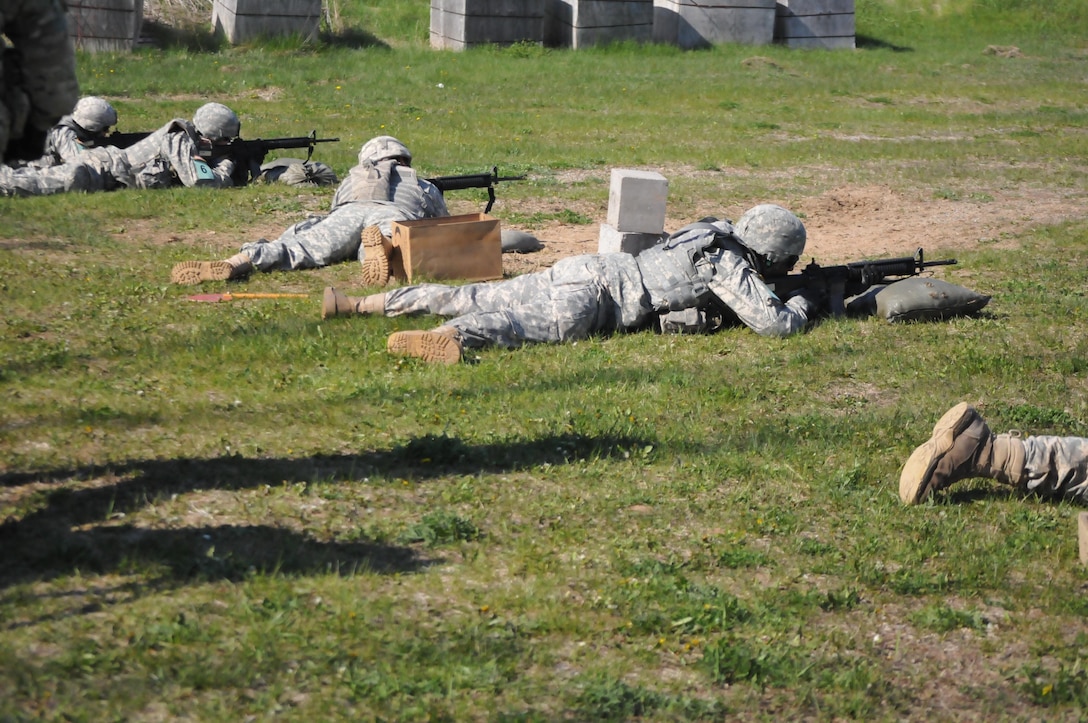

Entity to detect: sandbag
[501,228,544,254]
[874,277,991,322]
[258,158,338,187]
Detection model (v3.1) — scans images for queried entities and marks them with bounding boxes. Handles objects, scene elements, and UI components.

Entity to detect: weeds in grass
[1,1,1087,720]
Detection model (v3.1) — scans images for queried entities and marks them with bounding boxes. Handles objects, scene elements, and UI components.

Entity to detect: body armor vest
[335,160,428,213]
[636,225,729,312]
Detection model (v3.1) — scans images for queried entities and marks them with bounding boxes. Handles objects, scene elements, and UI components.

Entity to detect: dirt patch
[118,163,1087,279]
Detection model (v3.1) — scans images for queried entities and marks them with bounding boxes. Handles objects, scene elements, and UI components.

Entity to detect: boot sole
[899,402,974,504]
[387,331,461,365]
[171,260,234,286]
[317,284,339,319]
[359,225,390,286]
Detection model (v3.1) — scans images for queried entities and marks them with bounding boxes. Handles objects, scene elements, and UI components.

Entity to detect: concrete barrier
[546,0,653,49]
[653,0,776,48]
[212,0,322,44]
[774,0,855,49]
[431,0,545,51]
[68,0,144,52]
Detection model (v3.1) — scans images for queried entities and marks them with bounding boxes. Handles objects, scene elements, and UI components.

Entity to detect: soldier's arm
[705,248,815,337]
[47,126,86,164]
[162,132,235,188]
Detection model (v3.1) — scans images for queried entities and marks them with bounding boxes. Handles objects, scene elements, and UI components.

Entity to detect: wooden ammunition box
[390,213,502,283]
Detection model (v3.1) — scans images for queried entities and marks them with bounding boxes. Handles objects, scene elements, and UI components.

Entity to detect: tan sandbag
[258,158,338,187]
[875,277,991,322]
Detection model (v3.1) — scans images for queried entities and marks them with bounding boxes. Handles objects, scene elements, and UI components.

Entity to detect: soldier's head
[358,136,412,167]
[735,204,806,275]
[72,96,118,138]
[193,103,241,143]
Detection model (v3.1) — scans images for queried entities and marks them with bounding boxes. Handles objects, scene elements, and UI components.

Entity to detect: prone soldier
[170,135,449,286]
[322,204,820,364]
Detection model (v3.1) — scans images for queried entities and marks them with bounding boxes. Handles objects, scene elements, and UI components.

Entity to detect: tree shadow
[319,28,390,51]
[138,18,390,52]
[855,35,914,53]
[139,18,225,52]
[0,431,659,593]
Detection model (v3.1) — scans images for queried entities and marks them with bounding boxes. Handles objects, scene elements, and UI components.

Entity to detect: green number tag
[193,158,215,180]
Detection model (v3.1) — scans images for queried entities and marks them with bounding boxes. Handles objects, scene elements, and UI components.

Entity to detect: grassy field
[2,0,1088,719]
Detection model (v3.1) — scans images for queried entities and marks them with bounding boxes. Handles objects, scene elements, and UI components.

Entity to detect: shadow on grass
[139,19,225,52]
[320,28,390,50]
[0,431,657,593]
[139,19,389,52]
[946,486,1083,506]
[856,35,914,52]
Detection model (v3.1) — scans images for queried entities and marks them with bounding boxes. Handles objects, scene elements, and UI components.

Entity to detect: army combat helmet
[735,204,807,275]
[358,135,412,166]
[193,102,241,141]
[72,96,117,134]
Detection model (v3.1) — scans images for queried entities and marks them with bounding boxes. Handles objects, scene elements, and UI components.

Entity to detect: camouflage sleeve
[161,131,234,188]
[420,179,450,218]
[46,125,85,163]
[5,0,80,131]
[705,247,814,337]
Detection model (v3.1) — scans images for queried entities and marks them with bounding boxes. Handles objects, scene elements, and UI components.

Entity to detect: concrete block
[653,0,776,49]
[775,0,855,49]
[598,224,667,255]
[68,0,144,52]
[431,0,545,50]
[212,0,321,44]
[439,0,542,12]
[607,168,668,233]
[777,0,853,12]
[652,0,679,43]
[548,0,653,47]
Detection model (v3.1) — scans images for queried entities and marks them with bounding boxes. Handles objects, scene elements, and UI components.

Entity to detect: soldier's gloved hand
[787,287,827,316]
[213,156,236,175]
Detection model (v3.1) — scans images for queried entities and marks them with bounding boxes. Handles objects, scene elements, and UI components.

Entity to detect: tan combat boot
[359,225,392,286]
[386,326,463,365]
[899,402,1026,504]
[171,252,253,286]
[321,288,386,319]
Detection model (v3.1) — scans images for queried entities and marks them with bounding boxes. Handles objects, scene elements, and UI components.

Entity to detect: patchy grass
[2,1,1088,720]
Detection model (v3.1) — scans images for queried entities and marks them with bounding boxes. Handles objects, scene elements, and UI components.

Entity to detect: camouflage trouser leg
[0,161,95,197]
[1021,435,1088,501]
[242,204,371,272]
[383,256,616,349]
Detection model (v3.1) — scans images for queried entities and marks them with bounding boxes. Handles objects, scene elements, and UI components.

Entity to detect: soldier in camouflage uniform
[900,402,1088,504]
[0,0,80,164]
[125,102,241,191]
[323,204,819,364]
[0,101,240,197]
[170,135,449,286]
[0,96,131,196]
[39,95,117,164]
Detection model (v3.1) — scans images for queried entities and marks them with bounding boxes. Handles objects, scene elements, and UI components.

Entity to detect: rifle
[101,131,150,150]
[104,129,339,185]
[764,247,957,317]
[425,166,525,213]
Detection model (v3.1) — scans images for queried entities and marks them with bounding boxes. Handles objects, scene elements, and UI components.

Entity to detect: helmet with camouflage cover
[193,102,241,141]
[734,204,806,274]
[72,96,117,134]
[358,136,412,166]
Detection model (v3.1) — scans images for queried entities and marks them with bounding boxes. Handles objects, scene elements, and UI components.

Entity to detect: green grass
[2,0,1088,719]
